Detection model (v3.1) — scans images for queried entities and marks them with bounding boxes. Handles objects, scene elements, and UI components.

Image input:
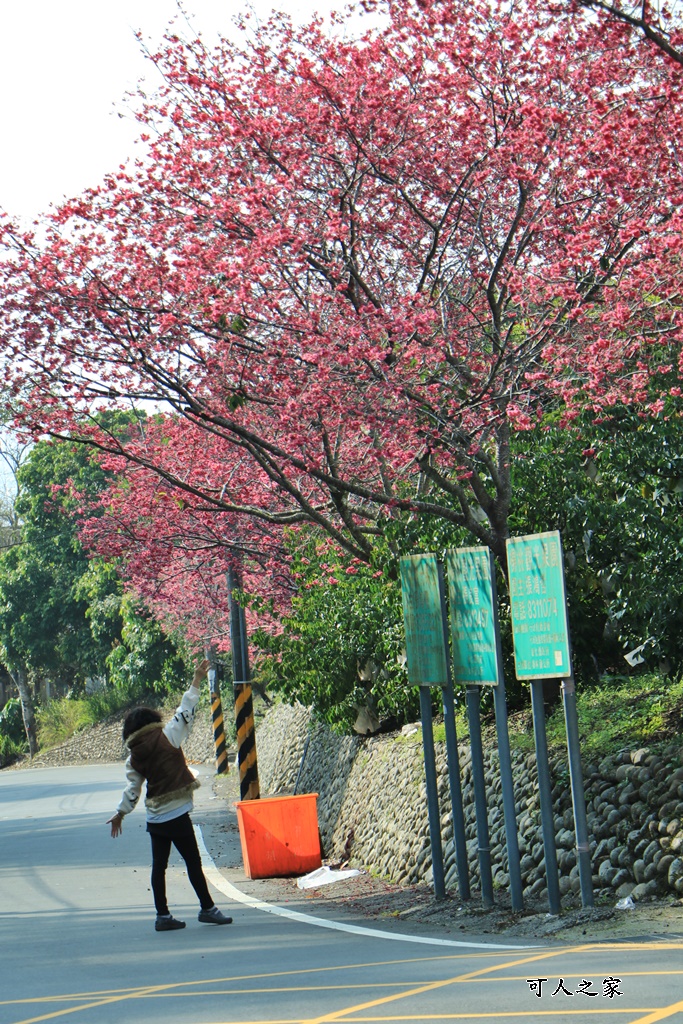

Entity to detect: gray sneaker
[155,915,186,931]
[198,906,233,925]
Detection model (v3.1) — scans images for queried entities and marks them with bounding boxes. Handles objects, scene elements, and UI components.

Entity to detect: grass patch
[545,673,683,758]
[394,709,470,747]
[35,680,161,751]
[432,714,470,745]
[393,673,683,761]
[83,681,157,722]
[0,733,26,767]
[36,699,97,749]
[499,673,683,759]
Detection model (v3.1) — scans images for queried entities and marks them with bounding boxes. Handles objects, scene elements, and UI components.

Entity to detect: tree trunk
[9,664,38,757]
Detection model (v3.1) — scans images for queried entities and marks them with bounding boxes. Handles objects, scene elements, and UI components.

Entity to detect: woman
[107,659,233,931]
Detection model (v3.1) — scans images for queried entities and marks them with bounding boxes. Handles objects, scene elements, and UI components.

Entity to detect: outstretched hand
[192,659,210,688]
[107,813,123,838]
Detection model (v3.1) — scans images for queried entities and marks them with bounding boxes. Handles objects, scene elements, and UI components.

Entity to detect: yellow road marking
[5,941,682,1024]
[0,984,426,1008]
[0,956,490,1009]
[6,954,670,1010]
[0,947,563,1011]
[303,1015,661,1021]
[466,970,683,982]
[0,953,508,1010]
[10,985,171,1024]
[301,944,639,1024]
[623,999,683,1023]
[182,1015,654,1024]
[299,1015,659,1021]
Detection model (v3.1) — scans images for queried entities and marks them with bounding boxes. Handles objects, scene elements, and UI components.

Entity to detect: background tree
[513,403,683,679]
[78,558,192,698]
[249,532,416,731]
[0,427,192,754]
[0,436,120,754]
[77,445,292,651]
[0,429,29,552]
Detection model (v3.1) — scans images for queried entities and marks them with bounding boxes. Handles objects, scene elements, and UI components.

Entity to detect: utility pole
[227,565,260,800]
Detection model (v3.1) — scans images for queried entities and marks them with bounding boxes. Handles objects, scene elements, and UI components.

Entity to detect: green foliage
[511,406,683,680]
[32,609,190,752]
[34,678,157,752]
[510,424,620,683]
[5,409,682,738]
[36,698,96,749]
[251,535,420,731]
[387,671,683,762]
[0,733,25,766]
[0,697,25,745]
[83,680,155,721]
[543,673,683,759]
[252,405,683,729]
[105,595,190,696]
[0,437,118,684]
[0,426,190,708]
[31,640,191,753]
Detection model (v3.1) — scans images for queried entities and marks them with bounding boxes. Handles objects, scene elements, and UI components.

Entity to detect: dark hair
[122,707,162,741]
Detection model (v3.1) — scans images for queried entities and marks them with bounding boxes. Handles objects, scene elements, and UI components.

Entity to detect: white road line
[195,826,538,951]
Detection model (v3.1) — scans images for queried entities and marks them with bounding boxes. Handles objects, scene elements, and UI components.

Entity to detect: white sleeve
[117,757,144,817]
[163,685,200,749]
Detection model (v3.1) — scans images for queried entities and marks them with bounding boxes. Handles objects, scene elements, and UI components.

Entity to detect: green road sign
[446,547,499,686]
[507,531,571,679]
[399,553,448,686]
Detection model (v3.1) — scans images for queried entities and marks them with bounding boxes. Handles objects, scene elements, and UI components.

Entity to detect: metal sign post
[507,531,593,911]
[446,548,494,906]
[400,553,448,900]
[436,562,471,902]
[446,547,524,912]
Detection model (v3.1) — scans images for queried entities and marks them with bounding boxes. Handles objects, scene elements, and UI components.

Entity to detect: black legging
[147,813,213,916]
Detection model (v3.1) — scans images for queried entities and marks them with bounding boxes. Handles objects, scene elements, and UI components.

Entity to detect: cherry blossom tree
[2,0,683,607]
[78,442,292,649]
[571,0,683,66]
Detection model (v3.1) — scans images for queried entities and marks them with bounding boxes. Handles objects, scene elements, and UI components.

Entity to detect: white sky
[0,0,329,224]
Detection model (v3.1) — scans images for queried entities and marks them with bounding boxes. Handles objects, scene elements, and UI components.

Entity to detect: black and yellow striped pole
[227,566,260,800]
[234,682,259,800]
[207,661,228,775]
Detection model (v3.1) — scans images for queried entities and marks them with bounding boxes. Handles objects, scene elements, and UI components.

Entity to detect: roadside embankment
[256,701,683,906]
[6,704,216,769]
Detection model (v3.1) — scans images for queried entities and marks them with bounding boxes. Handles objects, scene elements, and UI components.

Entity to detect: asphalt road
[1,763,682,1024]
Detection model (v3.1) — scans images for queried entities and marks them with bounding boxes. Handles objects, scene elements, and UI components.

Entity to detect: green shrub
[503,672,683,760]
[0,732,26,766]
[83,681,152,722]
[36,698,96,750]
[0,697,26,745]
[251,535,419,731]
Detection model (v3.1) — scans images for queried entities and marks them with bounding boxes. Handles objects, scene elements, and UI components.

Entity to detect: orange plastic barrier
[234,793,322,879]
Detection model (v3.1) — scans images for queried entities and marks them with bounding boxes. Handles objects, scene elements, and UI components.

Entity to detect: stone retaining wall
[256,702,683,904]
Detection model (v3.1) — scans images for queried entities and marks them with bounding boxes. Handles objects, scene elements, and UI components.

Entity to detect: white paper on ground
[296,865,362,889]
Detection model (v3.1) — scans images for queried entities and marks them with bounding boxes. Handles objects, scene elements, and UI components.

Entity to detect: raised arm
[164,659,209,749]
